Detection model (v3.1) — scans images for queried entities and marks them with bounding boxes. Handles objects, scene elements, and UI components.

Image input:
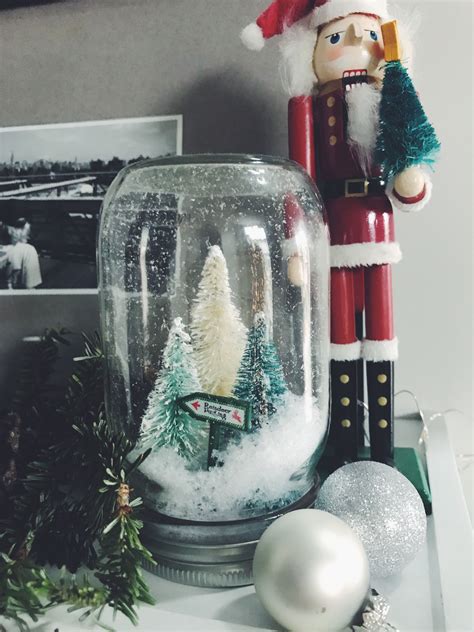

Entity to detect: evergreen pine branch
[0,329,156,630]
[3,331,107,570]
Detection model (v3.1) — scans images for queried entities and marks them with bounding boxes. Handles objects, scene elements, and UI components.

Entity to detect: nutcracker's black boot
[367,361,395,465]
[329,360,359,463]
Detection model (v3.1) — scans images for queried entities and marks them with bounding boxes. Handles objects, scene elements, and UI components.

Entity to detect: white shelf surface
[3,416,472,632]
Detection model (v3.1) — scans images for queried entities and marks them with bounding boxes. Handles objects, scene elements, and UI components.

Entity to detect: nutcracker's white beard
[346,83,382,176]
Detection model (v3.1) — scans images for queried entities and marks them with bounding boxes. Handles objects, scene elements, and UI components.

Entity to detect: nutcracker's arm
[285,97,316,285]
[387,166,433,213]
[288,96,316,181]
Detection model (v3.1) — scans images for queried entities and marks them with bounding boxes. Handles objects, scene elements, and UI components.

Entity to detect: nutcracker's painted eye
[330,33,341,44]
[370,30,378,41]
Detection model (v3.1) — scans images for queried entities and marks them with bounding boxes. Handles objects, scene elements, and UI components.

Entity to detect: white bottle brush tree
[139,317,206,460]
[191,245,247,396]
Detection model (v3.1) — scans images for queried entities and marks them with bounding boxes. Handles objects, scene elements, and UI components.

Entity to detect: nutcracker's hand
[393,166,425,200]
[287,254,304,287]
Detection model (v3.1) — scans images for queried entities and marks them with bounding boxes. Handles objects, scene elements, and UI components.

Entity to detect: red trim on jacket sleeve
[288,96,316,181]
[393,184,426,206]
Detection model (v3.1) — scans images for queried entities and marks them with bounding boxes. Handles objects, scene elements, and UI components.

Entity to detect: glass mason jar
[99,155,330,586]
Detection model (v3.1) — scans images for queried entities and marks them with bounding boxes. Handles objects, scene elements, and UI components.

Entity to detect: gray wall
[0,0,281,152]
[0,0,472,421]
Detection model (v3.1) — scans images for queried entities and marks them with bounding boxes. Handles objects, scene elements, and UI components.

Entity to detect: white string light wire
[357,390,473,472]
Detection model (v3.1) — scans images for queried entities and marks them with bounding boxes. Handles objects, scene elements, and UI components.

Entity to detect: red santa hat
[241,0,389,51]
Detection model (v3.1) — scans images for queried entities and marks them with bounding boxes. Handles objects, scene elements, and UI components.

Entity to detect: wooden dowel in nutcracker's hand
[382,20,401,63]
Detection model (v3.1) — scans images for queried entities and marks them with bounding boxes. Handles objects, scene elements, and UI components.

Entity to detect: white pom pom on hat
[241,0,389,51]
[241,22,266,51]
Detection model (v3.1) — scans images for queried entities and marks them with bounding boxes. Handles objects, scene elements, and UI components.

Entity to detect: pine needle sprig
[0,545,49,632]
[95,490,155,625]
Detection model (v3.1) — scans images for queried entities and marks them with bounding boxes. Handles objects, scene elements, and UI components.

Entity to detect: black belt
[324,178,386,199]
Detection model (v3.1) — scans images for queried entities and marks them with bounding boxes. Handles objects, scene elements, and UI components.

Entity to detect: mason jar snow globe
[99,155,329,586]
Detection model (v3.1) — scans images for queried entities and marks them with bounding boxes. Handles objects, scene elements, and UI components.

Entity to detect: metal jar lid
[141,479,320,588]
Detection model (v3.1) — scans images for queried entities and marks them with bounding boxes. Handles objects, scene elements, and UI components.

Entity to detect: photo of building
[0,116,182,291]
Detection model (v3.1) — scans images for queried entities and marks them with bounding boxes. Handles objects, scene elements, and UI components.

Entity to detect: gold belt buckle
[345,179,369,198]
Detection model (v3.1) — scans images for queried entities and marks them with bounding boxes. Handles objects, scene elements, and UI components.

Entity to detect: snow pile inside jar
[138,390,325,521]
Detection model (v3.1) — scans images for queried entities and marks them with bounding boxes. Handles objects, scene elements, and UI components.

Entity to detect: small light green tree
[139,317,206,459]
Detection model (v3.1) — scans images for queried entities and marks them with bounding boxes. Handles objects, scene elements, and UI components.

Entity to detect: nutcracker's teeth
[344,69,368,78]
[344,69,369,89]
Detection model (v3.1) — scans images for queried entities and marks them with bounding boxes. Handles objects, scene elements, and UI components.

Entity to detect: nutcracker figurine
[241,0,439,465]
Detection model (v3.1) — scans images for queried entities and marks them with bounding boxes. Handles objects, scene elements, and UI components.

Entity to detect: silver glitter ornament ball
[316,461,427,578]
[253,509,370,631]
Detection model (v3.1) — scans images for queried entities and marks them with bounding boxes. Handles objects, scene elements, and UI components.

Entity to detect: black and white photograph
[0,115,182,292]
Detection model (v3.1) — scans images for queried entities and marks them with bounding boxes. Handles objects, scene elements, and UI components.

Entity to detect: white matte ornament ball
[253,509,370,631]
[316,461,427,578]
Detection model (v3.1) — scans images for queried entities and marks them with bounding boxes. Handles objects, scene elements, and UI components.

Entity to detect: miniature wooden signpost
[178,393,252,468]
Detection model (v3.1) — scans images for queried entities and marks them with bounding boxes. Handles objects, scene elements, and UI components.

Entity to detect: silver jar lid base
[142,480,320,588]
[143,557,254,588]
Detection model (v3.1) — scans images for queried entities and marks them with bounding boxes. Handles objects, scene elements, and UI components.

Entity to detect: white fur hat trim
[311,0,389,29]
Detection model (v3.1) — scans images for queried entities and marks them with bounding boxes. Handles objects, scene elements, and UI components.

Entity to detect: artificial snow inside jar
[98,155,330,586]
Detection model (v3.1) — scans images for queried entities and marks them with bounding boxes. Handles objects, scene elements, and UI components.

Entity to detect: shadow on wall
[169,68,280,155]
